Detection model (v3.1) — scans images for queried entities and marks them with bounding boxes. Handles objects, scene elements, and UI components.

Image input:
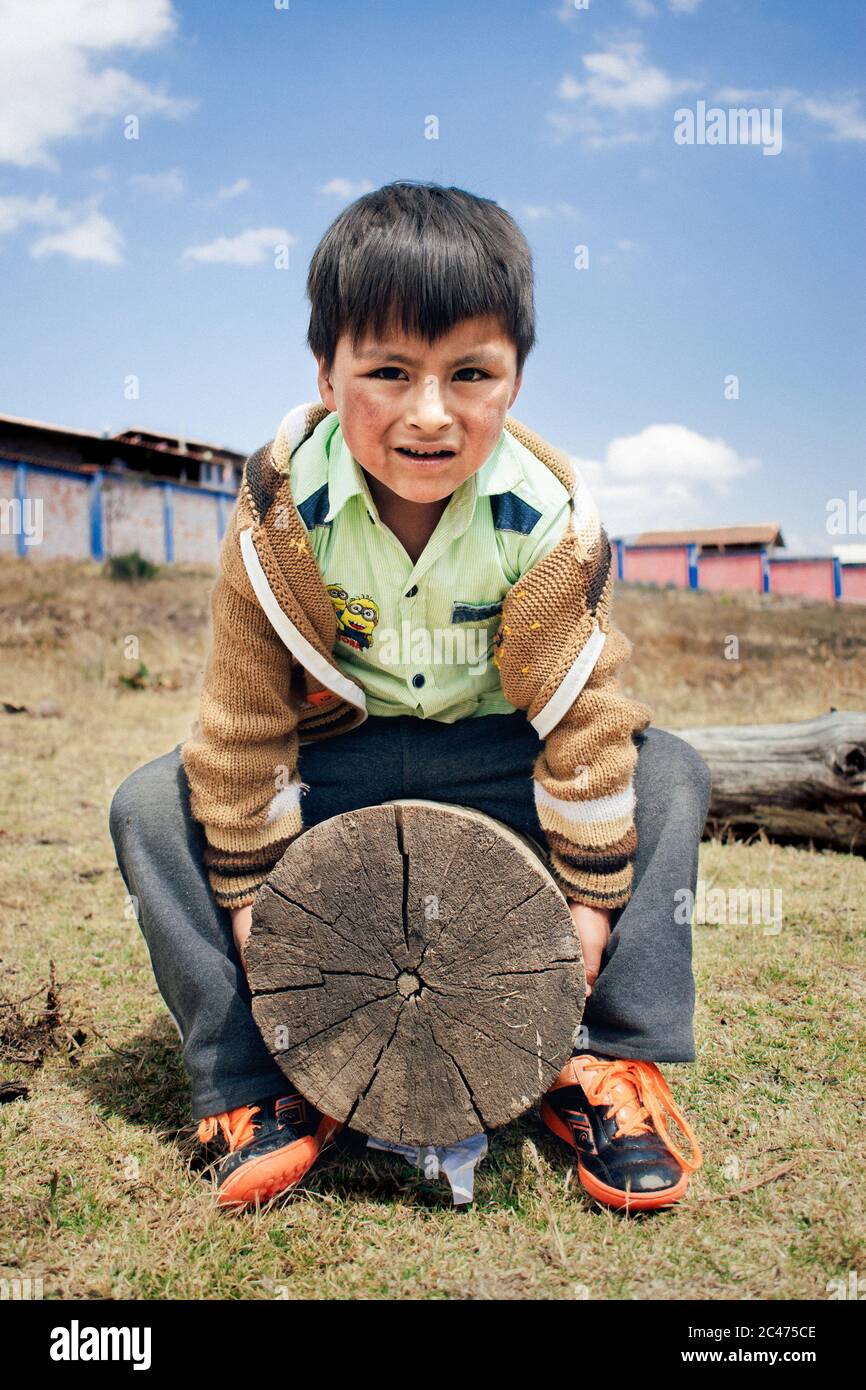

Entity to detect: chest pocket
[450,600,503,624]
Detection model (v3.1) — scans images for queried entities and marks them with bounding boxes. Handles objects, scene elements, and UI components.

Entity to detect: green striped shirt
[290,411,571,721]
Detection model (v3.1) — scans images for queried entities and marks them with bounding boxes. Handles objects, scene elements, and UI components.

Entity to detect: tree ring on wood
[246,799,585,1147]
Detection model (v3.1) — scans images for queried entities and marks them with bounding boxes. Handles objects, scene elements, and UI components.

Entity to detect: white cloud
[547,110,656,148]
[556,41,698,112]
[215,177,251,201]
[129,167,185,198]
[570,423,759,535]
[0,193,63,235]
[0,191,122,263]
[318,178,375,199]
[520,201,581,220]
[627,0,658,16]
[30,208,123,264]
[554,0,590,21]
[798,96,866,142]
[714,85,866,143]
[0,0,191,168]
[628,0,702,12]
[182,227,296,267]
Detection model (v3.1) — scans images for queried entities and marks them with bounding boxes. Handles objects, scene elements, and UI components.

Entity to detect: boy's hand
[566,901,612,998]
[232,905,253,966]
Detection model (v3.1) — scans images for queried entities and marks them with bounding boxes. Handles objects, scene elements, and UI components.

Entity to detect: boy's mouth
[394,446,457,463]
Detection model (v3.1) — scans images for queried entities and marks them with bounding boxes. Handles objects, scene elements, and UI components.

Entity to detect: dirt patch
[0,962,86,1078]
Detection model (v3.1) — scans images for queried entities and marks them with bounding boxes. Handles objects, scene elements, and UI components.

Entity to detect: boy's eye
[453,367,489,382]
[367,366,490,382]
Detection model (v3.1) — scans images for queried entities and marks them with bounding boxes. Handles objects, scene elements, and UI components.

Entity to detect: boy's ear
[316,357,337,412]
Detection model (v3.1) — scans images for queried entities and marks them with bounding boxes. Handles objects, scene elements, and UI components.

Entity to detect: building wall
[622,545,690,587]
[172,485,223,565]
[767,558,836,602]
[840,564,866,602]
[102,476,167,565]
[0,459,228,567]
[698,552,765,593]
[0,462,18,555]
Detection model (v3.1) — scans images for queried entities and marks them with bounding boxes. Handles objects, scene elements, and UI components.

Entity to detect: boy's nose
[404,374,453,430]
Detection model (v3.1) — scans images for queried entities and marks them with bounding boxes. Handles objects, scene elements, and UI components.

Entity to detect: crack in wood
[251,968,394,996]
[307,1000,401,1116]
[421,883,550,980]
[425,1015,487,1134]
[392,804,412,958]
[264,887,390,971]
[343,998,406,1128]
[425,989,565,1074]
[335,813,404,971]
[268,989,394,1056]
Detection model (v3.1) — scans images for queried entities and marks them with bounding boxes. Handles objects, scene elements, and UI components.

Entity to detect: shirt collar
[322,419,523,527]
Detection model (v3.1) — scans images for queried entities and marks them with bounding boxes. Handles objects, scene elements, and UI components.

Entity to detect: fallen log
[245,800,584,1148]
[675,710,866,854]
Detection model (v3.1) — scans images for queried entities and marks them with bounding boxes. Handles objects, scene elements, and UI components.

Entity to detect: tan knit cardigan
[180,402,652,913]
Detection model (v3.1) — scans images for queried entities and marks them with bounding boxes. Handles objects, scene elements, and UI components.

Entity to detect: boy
[109,181,712,1214]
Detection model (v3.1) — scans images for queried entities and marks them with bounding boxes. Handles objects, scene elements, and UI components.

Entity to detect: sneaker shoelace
[197,1104,262,1152]
[578,1057,703,1173]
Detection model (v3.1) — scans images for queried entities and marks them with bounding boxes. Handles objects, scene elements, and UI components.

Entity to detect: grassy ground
[0,555,864,1300]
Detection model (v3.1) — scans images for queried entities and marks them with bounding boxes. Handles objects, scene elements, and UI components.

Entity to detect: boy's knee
[669,733,712,810]
[640,728,712,805]
[109,746,185,848]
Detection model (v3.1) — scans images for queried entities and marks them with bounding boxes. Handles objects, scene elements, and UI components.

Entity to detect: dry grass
[0,555,864,1300]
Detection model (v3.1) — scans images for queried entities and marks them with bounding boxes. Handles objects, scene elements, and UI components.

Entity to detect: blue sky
[0,0,863,551]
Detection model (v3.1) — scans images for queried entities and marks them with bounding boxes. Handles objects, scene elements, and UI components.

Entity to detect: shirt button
[405,585,418,597]
[411,673,425,689]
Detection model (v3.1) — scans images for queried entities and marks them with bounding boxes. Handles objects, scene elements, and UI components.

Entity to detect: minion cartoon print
[328,585,380,652]
[326,584,348,622]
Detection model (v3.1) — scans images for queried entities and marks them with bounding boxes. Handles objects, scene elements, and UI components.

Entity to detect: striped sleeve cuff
[533,777,638,909]
[201,798,305,912]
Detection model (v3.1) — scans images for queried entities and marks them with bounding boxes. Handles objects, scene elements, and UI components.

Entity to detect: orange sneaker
[197,1092,343,1209]
[541,1053,702,1212]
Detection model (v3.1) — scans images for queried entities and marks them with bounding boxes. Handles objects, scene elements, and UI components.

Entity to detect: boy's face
[316,314,523,505]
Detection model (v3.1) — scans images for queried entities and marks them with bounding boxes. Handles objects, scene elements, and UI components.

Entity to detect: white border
[529,621,605,738]
[239,526,367,714]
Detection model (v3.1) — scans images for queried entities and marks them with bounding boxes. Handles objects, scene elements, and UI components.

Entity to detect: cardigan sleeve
[180,508,306,912]
[495,509,652,910]
[531,606,652,910]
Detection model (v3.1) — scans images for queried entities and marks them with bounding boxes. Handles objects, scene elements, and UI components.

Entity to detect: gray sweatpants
[108,713,712,1120]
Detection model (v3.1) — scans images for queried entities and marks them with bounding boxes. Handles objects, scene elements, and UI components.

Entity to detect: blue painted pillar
[615,538,624,581]
[833,556,842,601]
[14,463,27,557]
[89,470,104,561]
[163,483,175,564]
[687,543,699,589]
[760,549,770,593]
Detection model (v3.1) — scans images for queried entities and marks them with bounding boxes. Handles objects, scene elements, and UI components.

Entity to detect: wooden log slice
[245,800,584,1147]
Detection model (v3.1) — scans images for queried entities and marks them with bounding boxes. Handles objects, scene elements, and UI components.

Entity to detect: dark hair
[305,181,535,376]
